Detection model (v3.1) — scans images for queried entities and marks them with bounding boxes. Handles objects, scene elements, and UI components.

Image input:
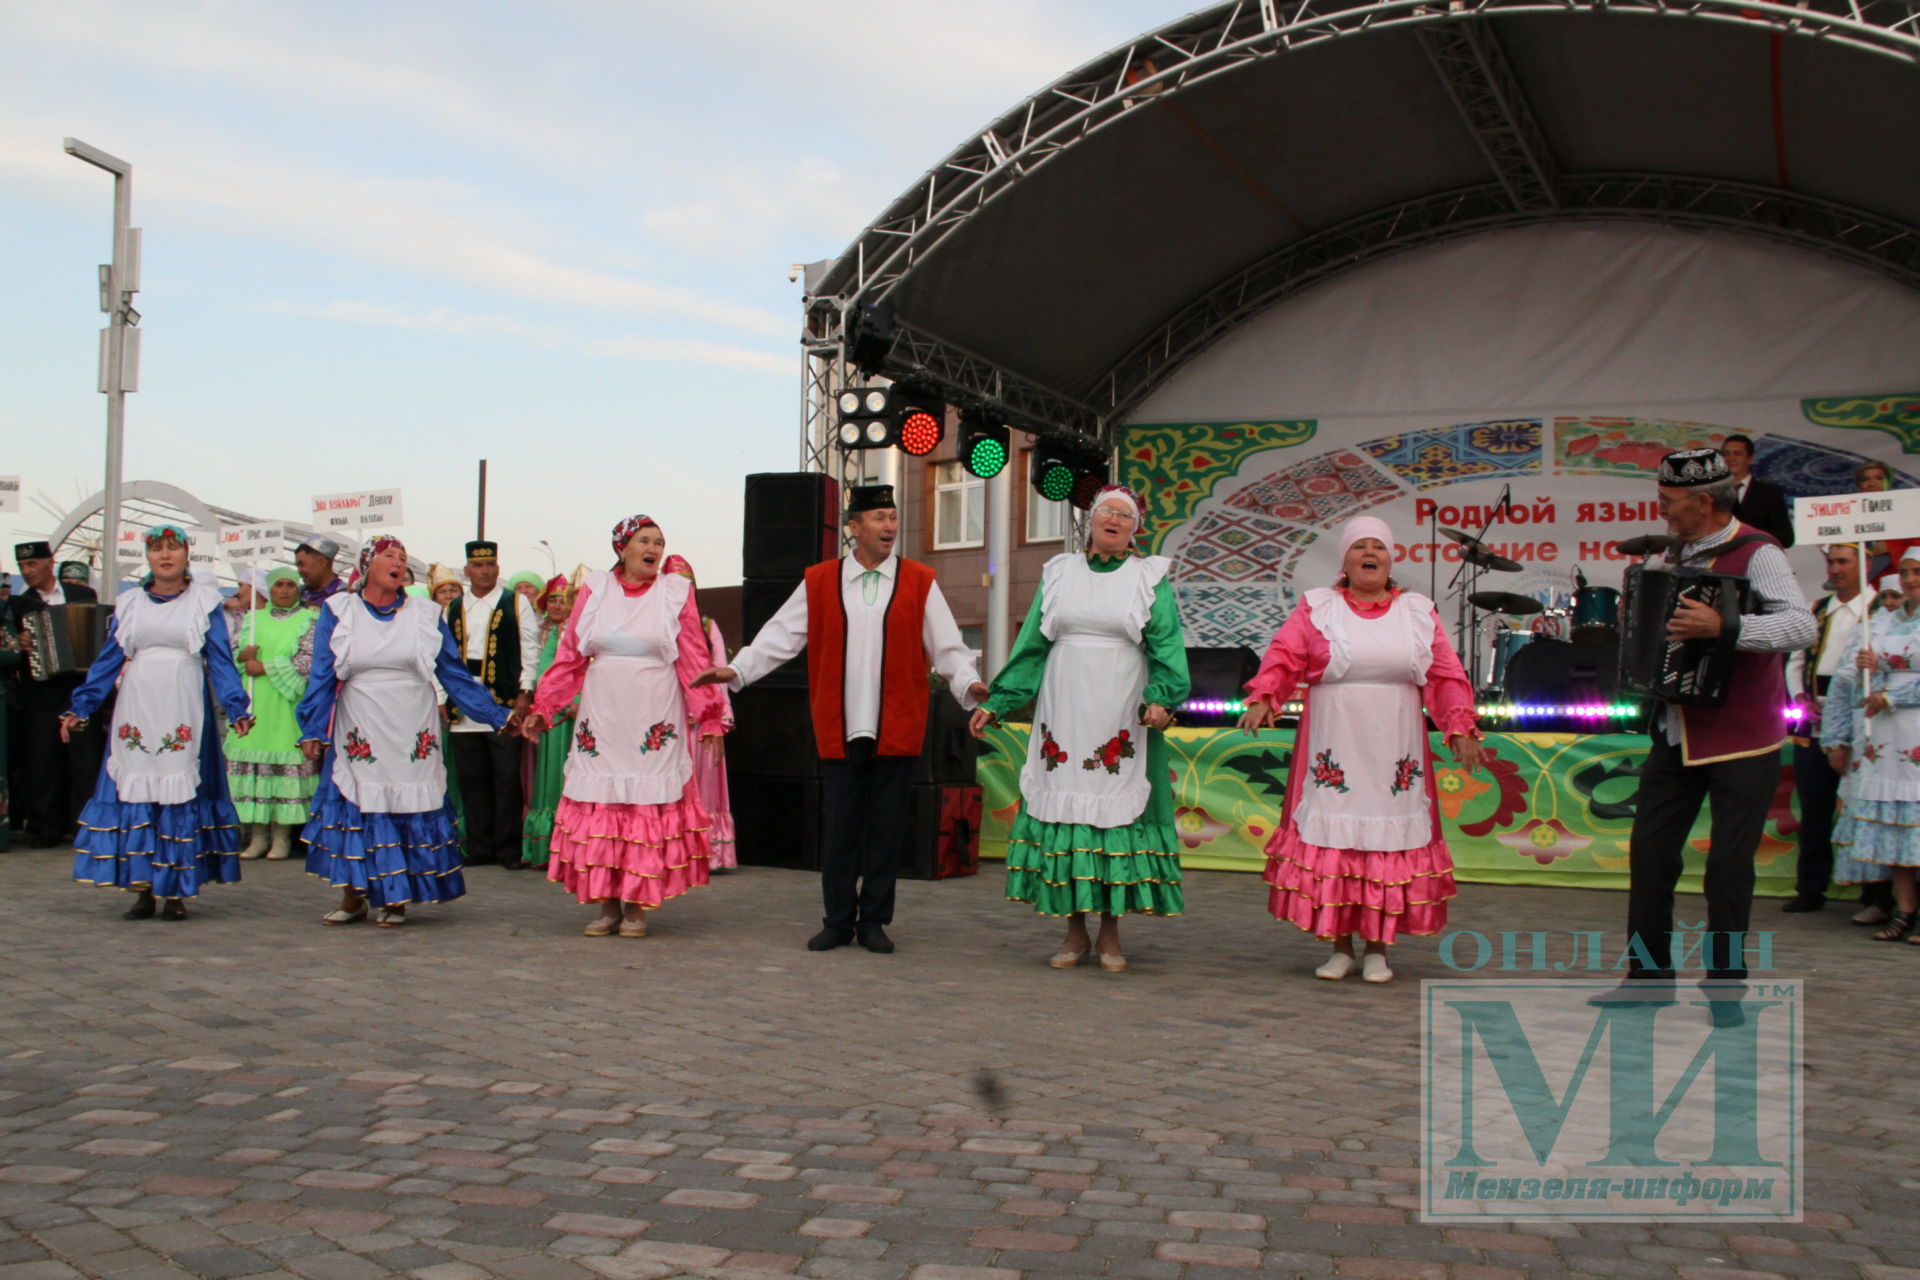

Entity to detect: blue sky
[2,0,1181,585]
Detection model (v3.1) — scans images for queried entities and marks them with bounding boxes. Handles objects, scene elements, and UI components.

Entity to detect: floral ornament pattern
[1457,748,1530,838]
[1174,804,1231,850]
[1082,730,1136,775]
[411,729,439,762]
[343,727,377,763]
[1036,724,1067,772]
[575,721,600,757]
[1496,818,1594,867]
[1887,651,1912,671]
[117,723,148,753]
[1310,748,1350,794]
[1434,764,1492,819]
[158,723,194,754]
[1862,742,1883,766]
[1390,754,1422,796]
[641,721,679,754]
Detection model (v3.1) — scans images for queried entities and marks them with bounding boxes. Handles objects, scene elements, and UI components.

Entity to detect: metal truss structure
[798,0,1920,458]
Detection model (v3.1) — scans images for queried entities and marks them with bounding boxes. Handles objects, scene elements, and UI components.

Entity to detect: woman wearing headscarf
[520,572,577,868]
[60,525,255,920]
[1238,515,1485,983]
[297,536,512,927]
[522,516,727,936]
[228,566,320,860]
[968,484,1191,972]
[662,554,739,870]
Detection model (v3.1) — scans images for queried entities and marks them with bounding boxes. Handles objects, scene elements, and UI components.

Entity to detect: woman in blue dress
[61,525,255,921]
[298,536,513,928]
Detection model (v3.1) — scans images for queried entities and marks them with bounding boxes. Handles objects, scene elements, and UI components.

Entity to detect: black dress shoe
[1780,894,1825,913]
[123,897,156,920]
[160,900,186,921]
[807,927,854,951]
[856,925,895,954]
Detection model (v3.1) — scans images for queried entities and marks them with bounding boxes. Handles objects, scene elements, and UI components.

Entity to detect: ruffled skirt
[1832,797,1920,879]
[547,779,712,907]
[72,771,243,898]
[521,717,574,868]
[693,745,736,869]
[1003,811,1184,917]
[224,744,320,825]
[301,771,466,908]
[1263,825,1456,943]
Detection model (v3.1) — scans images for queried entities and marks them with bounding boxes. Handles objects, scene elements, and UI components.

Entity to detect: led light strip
[1175,699,1808,722]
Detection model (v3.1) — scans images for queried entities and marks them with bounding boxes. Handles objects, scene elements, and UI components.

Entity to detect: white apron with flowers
[1018,554,1169,829]
[107,585,222,804]
[327,594,446,813]
[1294,588,1436,852]
[564,570,693,805]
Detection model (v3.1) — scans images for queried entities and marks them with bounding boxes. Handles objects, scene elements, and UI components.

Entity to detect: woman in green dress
[228,568,320,860]
[521,573,576,867]
[969,484,1190,972]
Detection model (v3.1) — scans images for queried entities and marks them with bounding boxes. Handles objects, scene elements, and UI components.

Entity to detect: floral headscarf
[143,523,191,547]
[661,554,695,582]
[611,514,658,557]
[351,536,407,591]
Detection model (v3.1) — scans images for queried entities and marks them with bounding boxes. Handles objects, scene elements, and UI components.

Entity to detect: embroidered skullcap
[538,573,572,608]
[1337,515,1395,564]
[1658,448,1729,488]
[428,562,461,591]
[58,560,90,584]
[465,540,498,563]
[847,484,896,514]
[295,534,343,561]
[611,514,658,555]
[13,540,53,561]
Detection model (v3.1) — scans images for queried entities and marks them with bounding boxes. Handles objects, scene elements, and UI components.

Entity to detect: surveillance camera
[788,264,804,284]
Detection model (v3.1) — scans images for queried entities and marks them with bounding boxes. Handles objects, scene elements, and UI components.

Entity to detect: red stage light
[898,409,943,457]
[1069,470,1107,510]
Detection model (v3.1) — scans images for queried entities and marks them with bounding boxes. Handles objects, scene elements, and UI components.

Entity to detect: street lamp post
[63,138,139,582]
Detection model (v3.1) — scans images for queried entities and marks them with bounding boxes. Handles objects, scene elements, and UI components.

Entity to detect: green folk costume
[520,624,575,866]
[981,552,1191,917]
[224,605,321,823]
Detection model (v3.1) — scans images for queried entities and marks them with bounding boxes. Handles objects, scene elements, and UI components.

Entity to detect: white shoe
[265,823,292,860]
[238,823,270,860]
[1314,952,1356,980]
[1361,952,1393,983]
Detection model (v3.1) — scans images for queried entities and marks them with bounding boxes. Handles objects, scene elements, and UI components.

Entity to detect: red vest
[1676,521,1789,765]
[805,558,935,759]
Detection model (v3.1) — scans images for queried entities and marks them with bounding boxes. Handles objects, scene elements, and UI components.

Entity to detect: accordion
[1617,564,1750,706]
[22,603,113,682]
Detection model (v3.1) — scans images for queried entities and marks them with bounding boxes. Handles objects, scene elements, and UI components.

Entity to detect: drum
[1571,586,1621,642]
[1489,628,1533,689]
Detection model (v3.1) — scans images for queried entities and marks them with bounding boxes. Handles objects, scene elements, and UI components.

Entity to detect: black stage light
[846,298,895,376]
[895,393,946,458]
[1032,443,1077,503]
[1069,464,1111,511]
[958,410,1009,479]
[835,386,896,450]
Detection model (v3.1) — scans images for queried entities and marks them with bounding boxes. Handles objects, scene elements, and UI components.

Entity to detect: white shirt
[1785,591,1867,693]
[34,584,67,608]
[451,586,541,733]
[729,554,981,741]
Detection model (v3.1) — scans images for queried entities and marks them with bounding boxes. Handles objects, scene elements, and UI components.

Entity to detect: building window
[960,624,984,670]
[933,461,985,549]
[1021,452,1067,545]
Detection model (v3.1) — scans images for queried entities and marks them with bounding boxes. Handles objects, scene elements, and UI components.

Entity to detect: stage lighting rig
[1069,464,1111,510]
[834,385,897,449]
[894,389,946,458]
[958,409,1009,479]
[1031,442,1079,503]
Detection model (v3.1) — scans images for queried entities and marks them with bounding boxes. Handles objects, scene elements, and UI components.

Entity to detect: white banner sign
[114,527,219,572]
[1793,489,1920,546]
[219,522,286,565]
[311,488,404,531]
[0,476,20,514]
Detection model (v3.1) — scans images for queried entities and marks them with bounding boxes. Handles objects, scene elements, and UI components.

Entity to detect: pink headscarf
[351,536,407,592]
[1337,515,1394,565]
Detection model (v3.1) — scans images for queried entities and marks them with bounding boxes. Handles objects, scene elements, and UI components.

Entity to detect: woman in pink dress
[1238,516,1486,983]
[661,555,737,869]
[522,516,728,937]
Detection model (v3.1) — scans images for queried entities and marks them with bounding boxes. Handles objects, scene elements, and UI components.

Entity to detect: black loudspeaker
[901,784,982,881]
[743,472,840,580]
[727,684,820,778]
[1505,638,1622,703]
[731,774,822,870]
[912,687,980,785]
[1182,646,1259,723]
[742,577,806,687]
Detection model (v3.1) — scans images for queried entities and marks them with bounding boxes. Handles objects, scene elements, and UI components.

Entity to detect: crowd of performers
[9,445,1914,984]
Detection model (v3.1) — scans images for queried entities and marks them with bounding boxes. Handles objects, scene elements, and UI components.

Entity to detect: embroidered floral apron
[1844,618,1920,801]
[1018,555,1167,829]
[328,596,445,813]
[564,571,693,805]
[1293,588,1436,852]
[107,585,220,804]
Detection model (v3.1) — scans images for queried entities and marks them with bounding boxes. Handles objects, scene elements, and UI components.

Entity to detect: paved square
[1,850,1914,1279]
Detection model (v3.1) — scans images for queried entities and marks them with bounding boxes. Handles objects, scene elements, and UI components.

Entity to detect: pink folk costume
[1245,583,1478,944]
[659,554,737,868]
[532,549,726,910]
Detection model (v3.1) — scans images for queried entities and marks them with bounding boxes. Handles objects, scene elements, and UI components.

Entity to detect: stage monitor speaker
[731,774,822,870]
[741,576,806,687]
[1184,645,1259,703]
[1505,638,1622,703]
[743,472,840,580]
[913,686,980,785]
[901,784,982,881]
[727,683,820,778]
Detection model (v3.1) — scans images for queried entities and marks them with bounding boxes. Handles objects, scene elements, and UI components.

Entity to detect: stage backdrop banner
[975,725,1811,898]
[1118,393,1920,653]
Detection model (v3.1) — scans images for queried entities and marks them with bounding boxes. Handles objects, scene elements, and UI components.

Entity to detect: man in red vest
[697,485,987,953]
[1620,448,1814,992]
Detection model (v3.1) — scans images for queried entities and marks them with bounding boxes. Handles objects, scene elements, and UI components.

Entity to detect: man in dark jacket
[1722,434,1795,548]
[6,541,103,847]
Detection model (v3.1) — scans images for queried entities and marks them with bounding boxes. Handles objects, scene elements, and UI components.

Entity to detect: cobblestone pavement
[3,849,1917,1280]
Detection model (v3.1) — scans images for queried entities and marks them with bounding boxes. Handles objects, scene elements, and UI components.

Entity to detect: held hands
[58,713,83,744]
[690,666,736,689]
[1140,703,1172,731]
[232,715,255,738]
[237,645,259,663]
[1666,595,1723,641]
[1237,697,1277,734]
[245,659,267,677]
[966,681,989,705]
[520,711,550,741]
[968,707,996,740]
[301,739,327,762]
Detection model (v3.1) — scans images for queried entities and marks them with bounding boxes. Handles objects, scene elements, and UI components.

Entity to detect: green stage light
[958,410,1009,479]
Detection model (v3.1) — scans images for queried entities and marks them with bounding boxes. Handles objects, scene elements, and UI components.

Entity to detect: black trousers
[1626,734,1778,981]
[1792,741,1841,899]
[16,684,102,841]
[451,729,523,864]
[819,738,912,933]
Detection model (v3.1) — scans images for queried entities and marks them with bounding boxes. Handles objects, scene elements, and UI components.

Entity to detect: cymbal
[1438,526,1486,549]
[1470,591,1543,616]
[1615,533,1675,557]
[1465,546,1523,572]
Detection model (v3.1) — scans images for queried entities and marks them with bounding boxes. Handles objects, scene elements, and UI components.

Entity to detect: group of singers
[24,444,1910,984]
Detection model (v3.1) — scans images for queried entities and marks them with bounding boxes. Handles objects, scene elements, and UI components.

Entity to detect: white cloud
[587,336,793,376]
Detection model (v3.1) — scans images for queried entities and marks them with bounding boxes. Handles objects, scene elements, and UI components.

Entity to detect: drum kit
[1449,526,1675,696]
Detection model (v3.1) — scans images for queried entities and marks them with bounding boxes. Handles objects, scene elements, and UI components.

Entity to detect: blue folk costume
[297,539,510,909]
[68,530,253,900]
[1822,599,1920,880]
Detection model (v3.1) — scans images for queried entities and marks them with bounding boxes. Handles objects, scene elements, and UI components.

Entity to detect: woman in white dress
[62,525,255,920]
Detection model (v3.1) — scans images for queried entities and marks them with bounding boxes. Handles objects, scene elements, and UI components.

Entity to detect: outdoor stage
[976,723,1810,897]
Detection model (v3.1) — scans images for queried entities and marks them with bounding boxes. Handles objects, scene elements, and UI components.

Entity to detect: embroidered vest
[1674,521,1789,765]
[448,591,522,709]
[804,558,934,759]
